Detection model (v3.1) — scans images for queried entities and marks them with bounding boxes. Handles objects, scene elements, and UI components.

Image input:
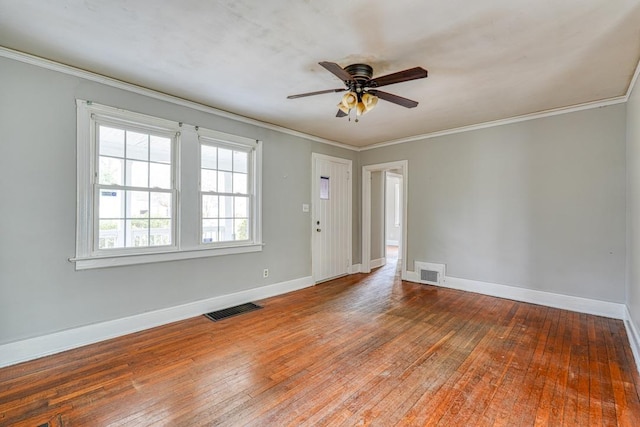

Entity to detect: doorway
[385,171,403,259]
[362,161,408,278]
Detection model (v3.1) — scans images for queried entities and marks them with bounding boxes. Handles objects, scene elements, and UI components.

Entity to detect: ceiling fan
[287,61,428,118]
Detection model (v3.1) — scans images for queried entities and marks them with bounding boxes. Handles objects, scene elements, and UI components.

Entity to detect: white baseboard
[349,264,362,274]
[0,276,313,368]
[403,270,419,282]
[403,272,625,320]
[370,257,386,269]
[624,307,640,375]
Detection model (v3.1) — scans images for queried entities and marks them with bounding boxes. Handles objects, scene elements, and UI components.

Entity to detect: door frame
[362,160,408,278]
[311,153,353,283]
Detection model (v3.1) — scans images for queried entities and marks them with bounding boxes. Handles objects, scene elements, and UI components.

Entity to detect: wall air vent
[414,261,446,286]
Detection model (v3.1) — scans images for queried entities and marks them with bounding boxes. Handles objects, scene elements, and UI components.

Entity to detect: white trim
[348,264,362,274]
[75,100,182,261]
[626,56,640,99]
[71,243,264,270]
[2,47,635,152]
[0,47,354,152]
[386,240,399,246]
[73,100,265,269]
[197,127,257,147]
[197,129,262,249]
[624,306,640,375]
[403,273,625,319]
[361,97,628,151]
[0,276,313,368]
[370,257,386,269]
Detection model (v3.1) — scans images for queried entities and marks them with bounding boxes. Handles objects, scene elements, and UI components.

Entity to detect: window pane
[99,219,124,249]
[201,169,217,192]
[218,171,232,193]
[220,218,234,241]
[201,145,217,169]
[99,126,124,157]
[127,219,149,247]
[233,173,247,194]
[320,176,329,200]
[126,131,148,161]
[219,196,233,218]
[99,156,123,185]
[150,135,171,164]
[218,148,232,171]
[202,195,219,218]
[235,218,248,240]
[127,191,149,218]
[126,160,149,187]
[234,197,248,218]
[99,189,123,219]
[202,219,218,243]
[233,151,248,173]
[150,219,171,246]
[150,163,171,189]
[197,138,255,247]
[150,192,171,218]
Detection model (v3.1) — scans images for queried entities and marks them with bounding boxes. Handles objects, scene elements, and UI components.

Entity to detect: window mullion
[76,101,262,269]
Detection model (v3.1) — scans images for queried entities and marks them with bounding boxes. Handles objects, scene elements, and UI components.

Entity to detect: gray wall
[0,57,359,344]
[0,53,631,348]
[361,105,627,303]
[627,79,640,330]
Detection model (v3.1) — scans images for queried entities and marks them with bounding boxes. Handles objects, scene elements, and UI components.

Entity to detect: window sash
[90,111,178,255]
[199,137,256,246]
[93,185,176,252]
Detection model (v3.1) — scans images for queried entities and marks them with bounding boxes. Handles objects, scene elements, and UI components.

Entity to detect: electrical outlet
[263,268,269,278]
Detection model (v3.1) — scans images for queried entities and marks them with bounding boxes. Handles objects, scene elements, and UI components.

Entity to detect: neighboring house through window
[73,100,262,270]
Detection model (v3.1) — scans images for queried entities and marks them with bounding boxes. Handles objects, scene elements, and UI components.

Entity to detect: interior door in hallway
[312,153,352,283]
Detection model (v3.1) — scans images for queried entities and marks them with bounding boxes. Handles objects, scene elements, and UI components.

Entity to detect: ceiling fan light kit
[288,61,428,120]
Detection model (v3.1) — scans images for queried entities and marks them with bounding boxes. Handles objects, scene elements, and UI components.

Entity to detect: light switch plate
[302,203,309,212]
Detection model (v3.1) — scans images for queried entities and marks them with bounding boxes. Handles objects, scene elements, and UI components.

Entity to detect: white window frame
[72,100,263,270]
[198,128,262,249]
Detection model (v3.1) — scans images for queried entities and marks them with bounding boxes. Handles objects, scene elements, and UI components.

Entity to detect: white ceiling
[1,0,639,147]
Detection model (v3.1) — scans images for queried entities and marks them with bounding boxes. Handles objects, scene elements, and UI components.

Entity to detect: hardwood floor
[2,251,640,426]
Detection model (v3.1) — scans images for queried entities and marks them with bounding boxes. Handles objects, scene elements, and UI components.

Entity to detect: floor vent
[204,302,262,322]
[414,262,446,285]
[38,414,63,427]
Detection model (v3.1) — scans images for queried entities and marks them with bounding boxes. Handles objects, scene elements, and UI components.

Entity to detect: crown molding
[626,56,640,100]
[0,46,357,152]
[1,46,636,153]
[360,96,628,151]
[361,56,640,151]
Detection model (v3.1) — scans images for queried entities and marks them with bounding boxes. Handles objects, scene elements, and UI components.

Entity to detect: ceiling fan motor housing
[344,63,373,81]
[344,63,373,96]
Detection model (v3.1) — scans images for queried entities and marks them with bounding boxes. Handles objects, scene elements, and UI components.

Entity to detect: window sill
[70,243,263,270]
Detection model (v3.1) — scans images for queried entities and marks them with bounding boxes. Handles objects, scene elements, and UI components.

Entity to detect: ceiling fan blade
[287,88,346,99]
[319,61,355,83]
[336,109,348,118]
[370,90,419,108]
[369,67,428,88]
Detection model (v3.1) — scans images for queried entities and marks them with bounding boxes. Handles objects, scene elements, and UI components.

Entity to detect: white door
[312,153,352,283]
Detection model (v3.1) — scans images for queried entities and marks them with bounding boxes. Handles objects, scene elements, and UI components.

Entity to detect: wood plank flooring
[1,253,640,426]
